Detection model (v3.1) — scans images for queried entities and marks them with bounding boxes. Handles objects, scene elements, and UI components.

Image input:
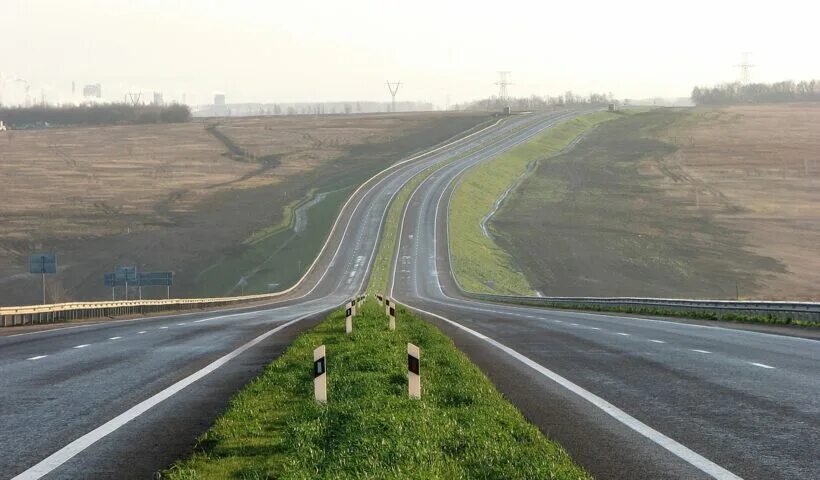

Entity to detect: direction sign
[103,273,125,287]
[116,266,138,283]
[138,271,173,286]
[29,254,57,274]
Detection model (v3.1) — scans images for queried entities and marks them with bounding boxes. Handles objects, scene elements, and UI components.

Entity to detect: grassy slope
[162,300,589,479]
[449,112,619,295]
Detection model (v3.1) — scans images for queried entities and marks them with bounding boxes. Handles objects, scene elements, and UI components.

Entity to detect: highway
[0,111,571,479]
[388,120,820,479]
[3,108,816,479]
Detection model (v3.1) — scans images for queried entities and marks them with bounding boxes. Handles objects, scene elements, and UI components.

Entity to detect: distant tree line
[691,80,819,106]
[453,91,616,112]
[0,103,191,127]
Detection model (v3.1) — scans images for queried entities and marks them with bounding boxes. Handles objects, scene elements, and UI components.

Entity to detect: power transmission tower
[735,52,754,85]
[126,92,143,106]
[496,71,512,103]
[386,81,401,112]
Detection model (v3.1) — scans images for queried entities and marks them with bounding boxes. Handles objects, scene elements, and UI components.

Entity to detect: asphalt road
[0,111,566,480]
[388,120,820,479]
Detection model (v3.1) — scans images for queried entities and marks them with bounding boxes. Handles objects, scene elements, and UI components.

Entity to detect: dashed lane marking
[27,355,47,361]
[72,345,89,349]
[749,362,774,369]
[108,337,121,340]
[650,339,666,344]
[691,349,711,354]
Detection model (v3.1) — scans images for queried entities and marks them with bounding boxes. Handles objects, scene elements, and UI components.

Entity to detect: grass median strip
[161,299,590,479]
[449,111,620,295]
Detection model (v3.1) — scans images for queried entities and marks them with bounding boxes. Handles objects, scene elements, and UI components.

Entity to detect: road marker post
[314,345,327,403]
[385,297,391,316]
[408,343,420,399]
[389,305,396,331]
[345,306,353,334]
[350,298,357,316]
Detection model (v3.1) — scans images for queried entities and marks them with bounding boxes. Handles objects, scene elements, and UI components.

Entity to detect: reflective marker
[314,345,327,403]
[389,306,396,331]
[408,343,420,399]
[345,307,353,334]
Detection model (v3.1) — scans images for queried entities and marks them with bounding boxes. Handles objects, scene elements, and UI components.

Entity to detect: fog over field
[1,0,818,107]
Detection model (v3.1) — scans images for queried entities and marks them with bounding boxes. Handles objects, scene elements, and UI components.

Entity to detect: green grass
[161,299,590,479]
[449,112,621,295]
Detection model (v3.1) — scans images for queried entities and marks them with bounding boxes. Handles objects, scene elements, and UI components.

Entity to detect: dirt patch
[493,107,818,300]
[0,112,489,304]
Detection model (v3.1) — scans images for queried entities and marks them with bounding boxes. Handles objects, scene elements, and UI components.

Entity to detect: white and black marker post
[314,345,327,403]
[345,305,353,334]
[389,304,396,331]
[350,298,357,316]
[408,343,420,399]
[385,297,391,316]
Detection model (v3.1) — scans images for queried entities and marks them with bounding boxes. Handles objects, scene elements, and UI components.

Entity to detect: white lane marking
[193,319,207,323]
[404,303,742,480]
[108,337,121,340]
[11,311,319,480]
[72,344,89,349]
[159,326,168,330]
[177,323,186,326]
[615,332,631,336]
[749,362,774,369]
[553,320,563,323]
[569,323,580,326]
[588,327,601,330]
[691,349,711,354]
[650,339,666,344]
[27,355,47,361]
[137,331,146,334]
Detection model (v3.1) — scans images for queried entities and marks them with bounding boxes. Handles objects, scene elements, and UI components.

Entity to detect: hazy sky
[1,0,818,106]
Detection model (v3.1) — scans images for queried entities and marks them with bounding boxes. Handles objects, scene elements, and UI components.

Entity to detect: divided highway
[388,117,820,479]
[4,108,815,480]
[0,111,570,479]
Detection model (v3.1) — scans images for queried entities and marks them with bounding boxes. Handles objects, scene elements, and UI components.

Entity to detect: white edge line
[72,344,89,349]
[11,311,320,480]
[27,355,47,361]
[691,349,712,354]
[401,302,743,480]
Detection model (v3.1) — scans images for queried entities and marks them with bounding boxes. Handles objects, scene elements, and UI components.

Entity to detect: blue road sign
[116,266,138,283]
[30,254,57,274]
[138,272,173,287]
[103,273,125,287]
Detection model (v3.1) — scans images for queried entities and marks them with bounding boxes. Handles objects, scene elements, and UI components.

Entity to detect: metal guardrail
[0,291,294,327]
[463,292,820,323]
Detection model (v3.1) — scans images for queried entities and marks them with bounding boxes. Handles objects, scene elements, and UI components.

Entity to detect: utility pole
[386,81,402,112]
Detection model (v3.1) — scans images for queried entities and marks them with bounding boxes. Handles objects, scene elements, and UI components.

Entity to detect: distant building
[83,84,102,98]
[214,94,226,106]
[152,92,164,106]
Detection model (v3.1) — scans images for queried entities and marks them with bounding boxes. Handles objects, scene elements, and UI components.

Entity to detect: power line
[386,81,401,112]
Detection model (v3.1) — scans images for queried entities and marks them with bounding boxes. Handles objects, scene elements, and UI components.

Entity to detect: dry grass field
[493,105,818,300]
[651,104,820,299]
[0,112,489,304]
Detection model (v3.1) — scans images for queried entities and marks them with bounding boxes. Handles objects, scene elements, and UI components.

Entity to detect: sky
[1,0,818,107]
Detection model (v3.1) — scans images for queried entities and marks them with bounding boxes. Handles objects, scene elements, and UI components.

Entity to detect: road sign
[29,254,57,274]
[103,273,125,287]
[138,271,173,286]
[116,266,138,283]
